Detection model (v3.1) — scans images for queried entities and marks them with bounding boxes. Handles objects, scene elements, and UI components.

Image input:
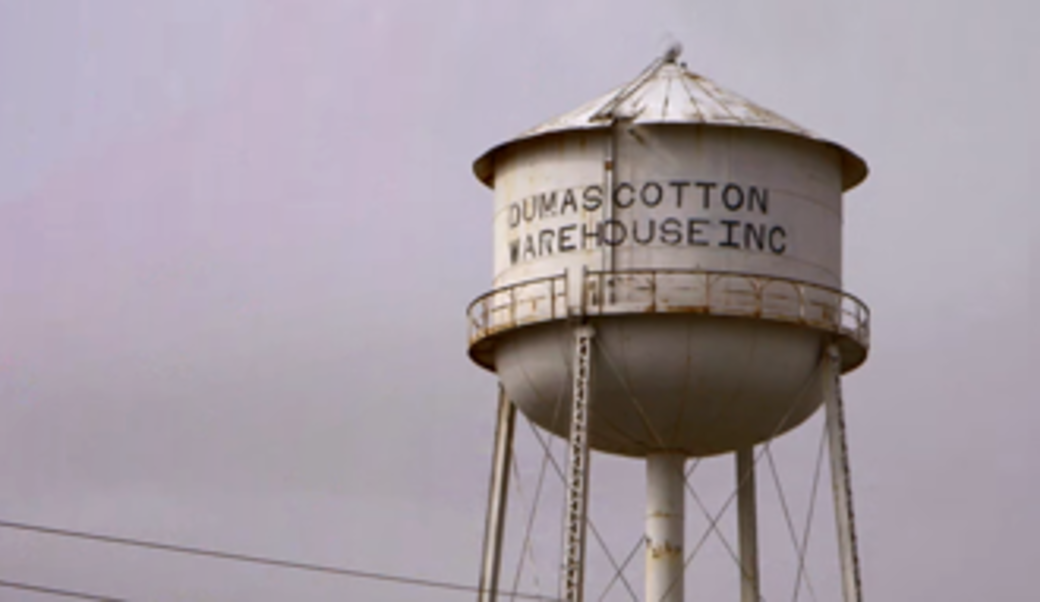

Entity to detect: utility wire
[0,578,128,601]
[0,520,557,601]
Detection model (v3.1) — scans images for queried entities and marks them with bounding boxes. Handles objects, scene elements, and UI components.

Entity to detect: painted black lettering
[695,181,716,209]
[523,234,537,259]
[558,224,577,252]
[560,189,578,216]
[581,222,601,249]
[640,182,663,207]
[744,222,766,251]
[719,219,741,248]
[537,192,558,218]
[522,197,537,222]
[613,182,636,209]
[582,185,603,211]
[669,181,690,208]
[508,240,520,265]
[602,219,627,246]
[722,184,744,211]
[748,186,769,215]
[632,219,655,245]
[769,226,787,255]
[687,218,710,246]
[539,229,554,255]
[660,218,682,245]
[508,203,521,229]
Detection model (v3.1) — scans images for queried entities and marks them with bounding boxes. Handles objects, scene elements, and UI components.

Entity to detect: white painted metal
[497,315,828,457]
[824,344,864,602]
[478,388,515,602]
[487,125,847,289]
[471,53,869,457]
[646,453,685,602]
[467,46,872,602]
[736,448,760,602]
[483,117,855,454]
[473,59,867,190]
[562,325,594,602]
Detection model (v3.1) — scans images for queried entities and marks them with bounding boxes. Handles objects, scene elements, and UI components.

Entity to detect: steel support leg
[563,325,595,602]
[823,344,864,602]
[646,453,685,602]
[736,447,760,602]
[478,386,516,602]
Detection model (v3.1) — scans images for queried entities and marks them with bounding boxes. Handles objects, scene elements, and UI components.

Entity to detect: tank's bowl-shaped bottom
[495,315,827,457]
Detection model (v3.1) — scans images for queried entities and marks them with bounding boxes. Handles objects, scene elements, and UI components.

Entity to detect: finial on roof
[663,42,683,63]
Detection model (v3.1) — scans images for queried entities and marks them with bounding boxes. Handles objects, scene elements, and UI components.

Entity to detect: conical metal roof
[474,46,867,190]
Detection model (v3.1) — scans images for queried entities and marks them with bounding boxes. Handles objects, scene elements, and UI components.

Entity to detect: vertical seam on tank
[676,75,706,122]
[694,78,741,122]
[516,339,555,413]
[661,75,673,120]
[593,327,667,450]
[617,316,644,444]
[667,316,695,447]
[708,320,763,432]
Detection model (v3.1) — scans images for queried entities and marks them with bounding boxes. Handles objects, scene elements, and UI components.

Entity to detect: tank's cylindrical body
[468,59,869,458]
[492,126,843,289]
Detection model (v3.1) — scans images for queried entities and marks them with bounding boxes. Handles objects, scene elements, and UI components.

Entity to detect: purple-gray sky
[0,1,1036,600]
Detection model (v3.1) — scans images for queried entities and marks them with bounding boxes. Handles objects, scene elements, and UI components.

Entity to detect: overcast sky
[0,1,1036,601]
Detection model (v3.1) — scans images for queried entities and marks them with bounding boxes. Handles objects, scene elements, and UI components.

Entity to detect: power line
[0,577,128,601]
[0,519,557,601]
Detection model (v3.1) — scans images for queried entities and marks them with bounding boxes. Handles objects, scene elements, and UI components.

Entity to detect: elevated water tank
[467,52,870,457]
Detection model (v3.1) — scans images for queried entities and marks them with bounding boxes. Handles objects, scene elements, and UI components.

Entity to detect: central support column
[736,448,760,602]
[646,453,685,602]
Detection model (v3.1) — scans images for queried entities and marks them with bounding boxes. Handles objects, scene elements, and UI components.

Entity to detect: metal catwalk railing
[467,269,870,351]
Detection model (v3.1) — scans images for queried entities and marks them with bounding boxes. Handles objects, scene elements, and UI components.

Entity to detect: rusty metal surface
[645,453,685,602]
[474,50,867,191]
[467,268,870,372]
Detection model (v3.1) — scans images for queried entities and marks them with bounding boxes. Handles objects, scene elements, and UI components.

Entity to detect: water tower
[468,46,870,602]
